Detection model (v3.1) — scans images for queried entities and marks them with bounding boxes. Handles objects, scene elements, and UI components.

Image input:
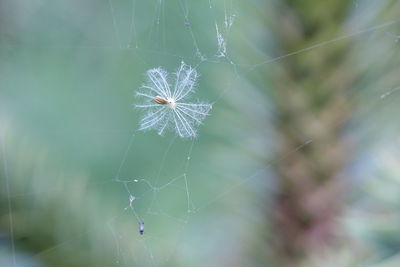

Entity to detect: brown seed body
[154,96,169,105]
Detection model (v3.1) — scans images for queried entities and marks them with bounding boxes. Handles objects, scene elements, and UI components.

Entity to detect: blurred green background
[1,0,400,266]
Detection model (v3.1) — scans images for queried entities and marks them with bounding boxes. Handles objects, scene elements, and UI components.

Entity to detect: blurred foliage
[1,0,400,267]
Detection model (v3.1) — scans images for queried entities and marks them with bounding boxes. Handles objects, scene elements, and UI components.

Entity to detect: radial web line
[115,132,136,179]
[250,18,400,70]
[128,0,138,48]
[196,140,313,212]
[108,0,122,48]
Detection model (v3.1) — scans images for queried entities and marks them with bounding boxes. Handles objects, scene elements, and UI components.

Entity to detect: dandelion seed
[135,61,212,138]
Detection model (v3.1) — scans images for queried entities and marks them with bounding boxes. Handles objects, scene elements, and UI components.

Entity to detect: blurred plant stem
[270,0,353,263]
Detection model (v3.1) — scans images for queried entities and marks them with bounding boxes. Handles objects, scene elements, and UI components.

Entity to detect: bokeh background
[1,0,400,266]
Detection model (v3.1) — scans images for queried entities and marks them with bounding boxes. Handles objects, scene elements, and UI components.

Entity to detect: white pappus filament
[135,61,212,138]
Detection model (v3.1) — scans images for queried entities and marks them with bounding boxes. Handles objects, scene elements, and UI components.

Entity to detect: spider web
[1,0,400,266]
